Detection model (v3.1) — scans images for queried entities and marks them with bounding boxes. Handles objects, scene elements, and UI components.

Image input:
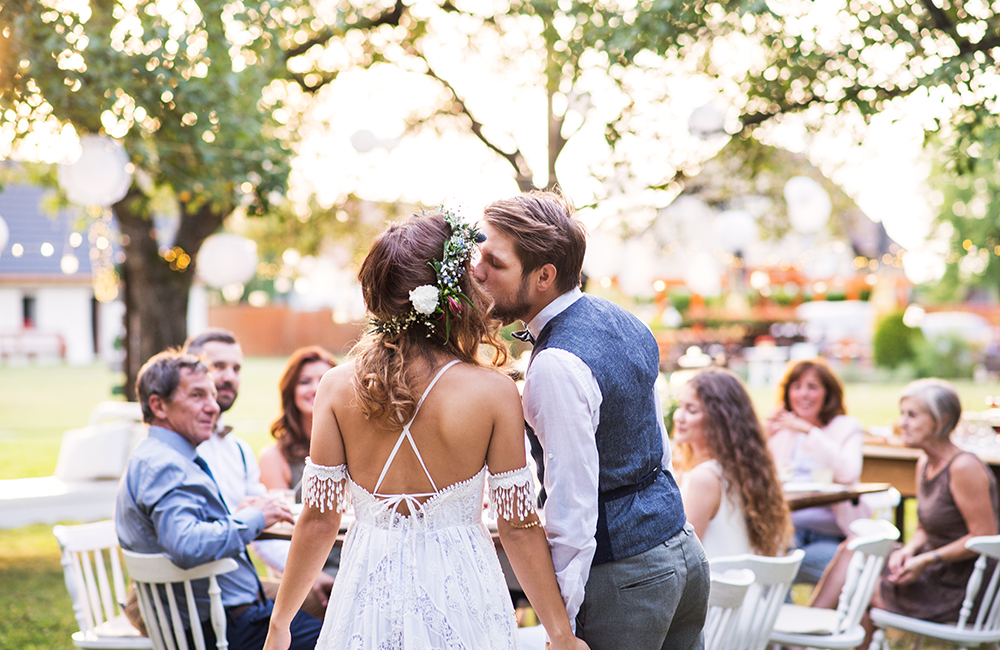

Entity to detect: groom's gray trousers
[575,523,710,650]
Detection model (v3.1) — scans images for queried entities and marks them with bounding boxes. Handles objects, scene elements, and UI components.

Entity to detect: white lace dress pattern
[300,361,536,650]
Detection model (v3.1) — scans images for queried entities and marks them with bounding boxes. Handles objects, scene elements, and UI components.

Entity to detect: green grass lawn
[0,360,991,649]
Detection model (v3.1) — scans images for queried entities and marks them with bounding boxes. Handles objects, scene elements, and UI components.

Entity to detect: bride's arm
[486,377,590,650]
[265,370,347,650]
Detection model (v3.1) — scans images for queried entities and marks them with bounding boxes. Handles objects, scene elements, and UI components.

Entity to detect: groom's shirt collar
[525,287,583,340]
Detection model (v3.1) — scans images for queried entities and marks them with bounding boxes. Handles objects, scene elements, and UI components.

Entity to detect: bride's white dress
[302,360,535,650]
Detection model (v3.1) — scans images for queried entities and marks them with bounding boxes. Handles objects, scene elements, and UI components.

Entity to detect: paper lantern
[57,135,133,207]
[617,237,658,298]
[583,231,623,280]
[196,234,258,288]
[784,176,831,233]
[713,210,758,254]
[688,104,726,140]
[682,251,722,297]
[0,215,8,253]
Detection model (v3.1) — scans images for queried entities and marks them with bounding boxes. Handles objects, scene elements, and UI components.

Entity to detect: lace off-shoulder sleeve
[487,465,537,522]
[302,457,351,513]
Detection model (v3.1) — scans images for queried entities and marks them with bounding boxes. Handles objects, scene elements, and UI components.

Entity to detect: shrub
[913,335,976,379]
[873,311,923,369]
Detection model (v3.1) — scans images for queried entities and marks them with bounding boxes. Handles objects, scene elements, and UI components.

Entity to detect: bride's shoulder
[447,363,519,399]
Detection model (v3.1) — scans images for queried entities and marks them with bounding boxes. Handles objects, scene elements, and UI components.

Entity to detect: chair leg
[868,627,886,650]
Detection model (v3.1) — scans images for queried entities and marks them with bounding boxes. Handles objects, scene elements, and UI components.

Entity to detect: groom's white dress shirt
[522,287,672,627]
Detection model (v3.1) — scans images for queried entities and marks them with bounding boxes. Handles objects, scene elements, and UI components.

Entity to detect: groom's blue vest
[526,293,687,565]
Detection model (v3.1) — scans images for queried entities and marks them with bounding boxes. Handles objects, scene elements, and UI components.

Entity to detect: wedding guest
[259,347,337,501]
[766,358,866,582]
[673,367,792,558]
[257,347,340,581]
[116,350,321,650]
[808,379,998,643]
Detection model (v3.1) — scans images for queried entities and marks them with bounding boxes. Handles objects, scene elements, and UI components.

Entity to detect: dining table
[784,482,893,512]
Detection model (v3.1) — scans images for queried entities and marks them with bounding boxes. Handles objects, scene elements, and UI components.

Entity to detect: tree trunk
[115,191,226,399]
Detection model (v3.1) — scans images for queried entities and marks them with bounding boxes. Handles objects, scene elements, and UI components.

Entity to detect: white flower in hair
[409,285,440,315]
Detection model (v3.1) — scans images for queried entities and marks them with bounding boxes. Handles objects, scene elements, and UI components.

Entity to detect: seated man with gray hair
[115,349,322,650]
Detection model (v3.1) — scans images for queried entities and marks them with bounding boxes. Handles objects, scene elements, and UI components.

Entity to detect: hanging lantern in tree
[784,176,831,234]
[196,234,259,288]
[57,135,133,207]
[713,210,758,254]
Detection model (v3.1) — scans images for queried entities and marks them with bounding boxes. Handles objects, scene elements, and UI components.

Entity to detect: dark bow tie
[511,329,535,344]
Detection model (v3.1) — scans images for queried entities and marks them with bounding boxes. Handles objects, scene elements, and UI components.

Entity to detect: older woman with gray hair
[810,378,999,634]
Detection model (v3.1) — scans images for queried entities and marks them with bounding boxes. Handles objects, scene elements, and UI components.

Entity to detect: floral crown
[369,206,485,342]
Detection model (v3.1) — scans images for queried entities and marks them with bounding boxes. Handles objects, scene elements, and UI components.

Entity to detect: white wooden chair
[769,520,899,649]
[706,568,756,650]
[709,549,805,650]
[869,534,1000,650]
[52,520,152,649]
[121,550,238,650]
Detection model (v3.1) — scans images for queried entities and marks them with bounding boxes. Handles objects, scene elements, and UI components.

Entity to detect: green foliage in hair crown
[370,206,485,342]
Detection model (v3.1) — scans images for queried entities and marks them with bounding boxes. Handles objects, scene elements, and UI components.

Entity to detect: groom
[474,191,709,650]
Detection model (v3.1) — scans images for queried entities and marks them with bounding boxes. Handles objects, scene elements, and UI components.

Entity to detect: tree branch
[416,53,537,191]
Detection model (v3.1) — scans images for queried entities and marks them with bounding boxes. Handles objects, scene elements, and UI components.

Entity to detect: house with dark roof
[0,185,124,365]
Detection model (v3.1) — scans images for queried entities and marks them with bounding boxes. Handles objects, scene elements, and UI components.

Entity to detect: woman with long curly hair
[673,367,791,558]
[259,346,337,499]
[264,209,588,650]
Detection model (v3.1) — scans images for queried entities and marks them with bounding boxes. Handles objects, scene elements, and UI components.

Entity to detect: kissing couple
[264,191,710,650]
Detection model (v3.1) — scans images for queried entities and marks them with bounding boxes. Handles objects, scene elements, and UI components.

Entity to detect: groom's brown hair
[482,190,586,294]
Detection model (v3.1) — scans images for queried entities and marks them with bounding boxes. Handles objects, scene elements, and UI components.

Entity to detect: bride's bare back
[308,355,526,501]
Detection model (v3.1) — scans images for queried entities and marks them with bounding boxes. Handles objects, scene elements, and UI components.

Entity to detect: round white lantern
[688,104,726,140]
[713,210,758,254]
[0,214,8,253]
[350,130,378,153]
[784,176,831,233]
[58,135,133,207]
[682,251,722,297]
[196,234,258,288]
[617,237,658,298]
[583,231,623,280]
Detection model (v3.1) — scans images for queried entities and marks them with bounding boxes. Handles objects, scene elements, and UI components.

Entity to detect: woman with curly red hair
[673,367,792,558]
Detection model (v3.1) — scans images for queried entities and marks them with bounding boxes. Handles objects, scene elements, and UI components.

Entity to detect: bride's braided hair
[350,211,508,424]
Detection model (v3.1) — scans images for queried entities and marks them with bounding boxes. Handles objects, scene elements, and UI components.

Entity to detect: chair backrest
[959,534,1000,632]
[53,520,131,637]
[709,549,805,650]
[121,550,238,650]
[829,525,899,634]
[706,568,755,650]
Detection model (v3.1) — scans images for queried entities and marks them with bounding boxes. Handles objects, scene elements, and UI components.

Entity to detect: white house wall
[36,287,95,365]
[0,289,21,331]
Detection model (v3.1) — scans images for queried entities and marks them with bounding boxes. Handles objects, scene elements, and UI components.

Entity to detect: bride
[264,209,588,650]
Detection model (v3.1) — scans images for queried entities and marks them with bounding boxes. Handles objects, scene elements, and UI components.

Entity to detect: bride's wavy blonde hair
[351,211,508,425]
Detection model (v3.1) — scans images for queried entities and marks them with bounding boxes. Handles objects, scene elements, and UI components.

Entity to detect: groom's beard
[488,275,533,325]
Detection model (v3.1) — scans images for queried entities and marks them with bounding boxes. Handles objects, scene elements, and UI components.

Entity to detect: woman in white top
[673,367,791,558]
[765,358,866,583]
[264,210,588,650]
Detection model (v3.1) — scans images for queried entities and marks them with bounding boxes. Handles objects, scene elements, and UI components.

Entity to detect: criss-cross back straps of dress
[371,359,461,513]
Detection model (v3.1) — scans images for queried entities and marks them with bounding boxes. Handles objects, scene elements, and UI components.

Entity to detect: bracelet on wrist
[933,550,944,563]
[508,519,540,529]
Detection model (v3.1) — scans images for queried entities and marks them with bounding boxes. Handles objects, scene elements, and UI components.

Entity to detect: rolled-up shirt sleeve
[523,347,601,626]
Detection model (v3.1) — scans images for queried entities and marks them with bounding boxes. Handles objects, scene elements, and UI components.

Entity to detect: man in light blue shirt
[116,350,322,650]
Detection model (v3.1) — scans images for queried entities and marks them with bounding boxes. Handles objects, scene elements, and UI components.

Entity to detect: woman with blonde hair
[673,367,792,558]
[264,209,588,650]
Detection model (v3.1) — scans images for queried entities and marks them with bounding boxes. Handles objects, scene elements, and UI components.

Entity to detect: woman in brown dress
[877,378,998,622]
[810,378,998,643]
